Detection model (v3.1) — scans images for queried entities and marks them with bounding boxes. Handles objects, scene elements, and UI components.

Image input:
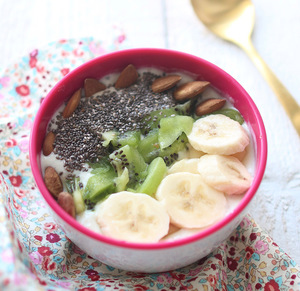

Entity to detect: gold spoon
[191,0,300,136]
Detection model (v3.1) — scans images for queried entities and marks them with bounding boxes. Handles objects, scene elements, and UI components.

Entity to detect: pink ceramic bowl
[29,48,267,273]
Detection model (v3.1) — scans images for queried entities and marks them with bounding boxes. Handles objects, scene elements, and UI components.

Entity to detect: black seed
[47,71,177,172]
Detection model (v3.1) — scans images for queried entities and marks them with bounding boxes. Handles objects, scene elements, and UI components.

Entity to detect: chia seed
[49,71,177,172]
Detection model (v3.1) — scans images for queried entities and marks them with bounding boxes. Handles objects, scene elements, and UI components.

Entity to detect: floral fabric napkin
[0,37,299,291]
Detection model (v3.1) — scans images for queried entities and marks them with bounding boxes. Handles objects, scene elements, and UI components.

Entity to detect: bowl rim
[29,47,267,250]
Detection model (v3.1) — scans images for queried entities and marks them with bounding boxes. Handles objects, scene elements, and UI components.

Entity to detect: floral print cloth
[0,36,299,291]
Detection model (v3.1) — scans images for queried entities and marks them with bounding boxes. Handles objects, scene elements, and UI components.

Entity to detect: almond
[195,98,226,116]
[62,88,81,118]
[115,64,138,89]
[151,75,182,93]
[43,131,56,156]
[173,81,210,101]
[84,78,106,97]
[44,166,63,198]
[57,192,76,218]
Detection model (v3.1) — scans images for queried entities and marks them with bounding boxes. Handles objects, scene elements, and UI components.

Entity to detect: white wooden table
[1,0,300,264]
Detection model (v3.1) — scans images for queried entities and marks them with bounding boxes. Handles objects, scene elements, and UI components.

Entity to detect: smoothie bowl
[29,48,267,273]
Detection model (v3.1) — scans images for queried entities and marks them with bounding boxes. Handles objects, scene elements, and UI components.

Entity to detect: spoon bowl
[192,0,254,46]
[191,0,300,136]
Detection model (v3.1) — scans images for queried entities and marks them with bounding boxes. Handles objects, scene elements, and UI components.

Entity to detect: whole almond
[115,64,138,89]
[43,131,56,156]
[195,98,226,116]
[62,88,81,118]
[44,166,63,198]
[173,81,210,101]
[57,192,76,218]
[151,75,182,93]
[84,78,106,97]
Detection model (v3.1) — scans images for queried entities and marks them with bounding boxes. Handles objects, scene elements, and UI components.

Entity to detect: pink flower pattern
[255,240,269,255]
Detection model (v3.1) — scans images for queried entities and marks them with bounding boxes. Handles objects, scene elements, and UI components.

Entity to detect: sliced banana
[197,154,253,195]
[96,191,170,243]
[168,158,200,175]
[162,227,205,242]
[161,223,181,240]
[155,173,227,228]
[187,114,249,155]
[231,146,247,161]
[186,143,206,158]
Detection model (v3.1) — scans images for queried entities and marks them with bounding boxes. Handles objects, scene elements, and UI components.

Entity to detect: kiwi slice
[209,108,244,125]
[64,177,85,214]
[83,162,117,203]
[137,157,167,197]
[174,100,192,115]
[109,145,148,188]
[137,129,160,163]
[102,130,141,148]
[160,133,188,166]
[89,157,114,173]
[111,130,141,148]
[141,107,179,134]
[73,187,85,214]
[101,130,118,147]
[114,167,129,192]
[158,115,194,149]
[138,128,190,167]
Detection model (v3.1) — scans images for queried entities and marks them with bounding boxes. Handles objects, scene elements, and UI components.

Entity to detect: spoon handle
[241,39,300,136]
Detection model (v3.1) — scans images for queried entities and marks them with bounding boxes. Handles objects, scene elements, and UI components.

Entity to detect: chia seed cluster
[48,72,177,172]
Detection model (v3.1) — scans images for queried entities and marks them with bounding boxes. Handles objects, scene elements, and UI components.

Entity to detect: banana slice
[155,173,227,228]
[186,143,206,158]
[162,227,205,241]
[197,154,253,195]
[187,114,249,155]
[231,146,248,161]
[96,191,170,243]
[168,158,200,174]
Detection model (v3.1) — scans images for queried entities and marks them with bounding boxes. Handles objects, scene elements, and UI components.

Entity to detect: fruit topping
[156,172,226,228]
[83,160,117,203]
[197,154,253,195]
[96,191,170,243]
[109,145,148,188]
[188,114,249,155]
[158,115,194,149]
[137,157,167,196]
